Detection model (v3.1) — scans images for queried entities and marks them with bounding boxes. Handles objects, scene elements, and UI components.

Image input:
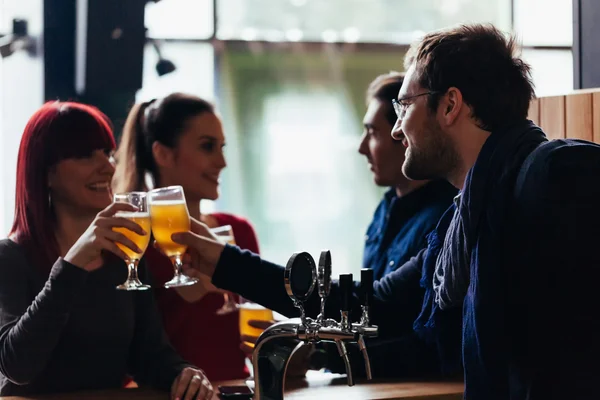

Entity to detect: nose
[216,149,227,170]
[391,118,403,141]
[358,131,368,156]
[95,150,115,174]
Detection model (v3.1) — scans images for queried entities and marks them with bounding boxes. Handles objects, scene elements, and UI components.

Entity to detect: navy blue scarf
[433,121,547,310]
[415,120,547,380]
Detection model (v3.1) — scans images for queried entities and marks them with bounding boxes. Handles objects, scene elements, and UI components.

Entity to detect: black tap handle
[339,273,353,312]
[360,268,374,309]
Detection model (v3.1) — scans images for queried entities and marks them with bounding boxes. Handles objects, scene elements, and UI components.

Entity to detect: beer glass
[239,299,274,349]
[113,192,151,291]
[211,225,240,315]
[147,185,198,288]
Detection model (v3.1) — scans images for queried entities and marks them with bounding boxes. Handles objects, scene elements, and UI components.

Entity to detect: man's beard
[402,119,459,181]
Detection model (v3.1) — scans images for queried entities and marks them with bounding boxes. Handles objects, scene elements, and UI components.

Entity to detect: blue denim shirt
[363,180,457,281]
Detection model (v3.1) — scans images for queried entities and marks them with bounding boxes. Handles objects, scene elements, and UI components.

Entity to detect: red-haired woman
[0,101,213,399]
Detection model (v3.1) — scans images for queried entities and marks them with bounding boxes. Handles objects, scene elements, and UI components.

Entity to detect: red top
[145,213,260,381]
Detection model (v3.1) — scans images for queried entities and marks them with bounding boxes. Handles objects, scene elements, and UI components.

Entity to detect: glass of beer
[211,225,240,315]
[113,192,151,291]
[239,299,274,349]
[147,185,198,288]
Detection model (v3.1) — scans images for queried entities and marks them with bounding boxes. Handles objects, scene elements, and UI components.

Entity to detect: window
[513,0,573,95]
[217,0,511,43]
[145,0,213,39]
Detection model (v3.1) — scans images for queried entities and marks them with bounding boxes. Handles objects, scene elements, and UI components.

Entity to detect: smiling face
[154,112,227,202]
[391,64,459,181]
[358,99,408,187]
[48,149,115,213]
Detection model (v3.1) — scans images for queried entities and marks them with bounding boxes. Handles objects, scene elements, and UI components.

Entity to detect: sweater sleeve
[0,241,88,385]
[127,259,193,391]
[212,245,426,336]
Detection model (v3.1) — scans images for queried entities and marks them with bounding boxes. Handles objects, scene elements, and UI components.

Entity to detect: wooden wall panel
[528,98,540,126]
[593,92,600,144]
[539,95,566,140]
[565,93,593,141]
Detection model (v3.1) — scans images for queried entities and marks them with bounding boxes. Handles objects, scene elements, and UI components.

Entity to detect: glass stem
[171,254,184,276]
[128,259,140,282]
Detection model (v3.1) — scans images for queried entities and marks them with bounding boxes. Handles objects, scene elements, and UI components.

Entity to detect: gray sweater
[0,239,191,396]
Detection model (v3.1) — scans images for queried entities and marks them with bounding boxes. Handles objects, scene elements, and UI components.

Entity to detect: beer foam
[239,302,268,310]
[115,211,150,218]
[150,200,187,206]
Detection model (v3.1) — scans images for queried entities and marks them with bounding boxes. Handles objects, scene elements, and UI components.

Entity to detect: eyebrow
[197,135,218,141]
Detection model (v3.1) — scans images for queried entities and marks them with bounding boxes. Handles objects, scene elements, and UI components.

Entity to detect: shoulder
[517,140,600,197]
[212,212,256,232]
[0,239,26,262]
[0,239,30,279]
[211,212,260,253]
[515,139,600,218]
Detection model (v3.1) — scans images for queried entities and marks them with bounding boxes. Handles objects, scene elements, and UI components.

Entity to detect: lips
[86,182,110,192]
[203,174,220,185]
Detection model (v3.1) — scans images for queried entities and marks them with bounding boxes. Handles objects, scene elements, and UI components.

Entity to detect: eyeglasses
[392,91,438,120]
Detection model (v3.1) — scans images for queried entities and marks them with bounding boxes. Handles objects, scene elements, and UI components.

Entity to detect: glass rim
[148,185,184,194]
[114,191,148,197]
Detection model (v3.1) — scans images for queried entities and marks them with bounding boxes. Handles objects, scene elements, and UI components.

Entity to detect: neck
[394,179,429,198]
[53,203,97,257]
[447,128,491,190]
[187,199,201,221]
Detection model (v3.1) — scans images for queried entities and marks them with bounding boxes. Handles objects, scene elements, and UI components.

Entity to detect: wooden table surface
[0,372,464,400]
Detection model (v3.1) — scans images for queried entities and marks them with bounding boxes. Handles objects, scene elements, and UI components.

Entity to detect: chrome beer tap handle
[359,268,376,380]
[335,339,354,387]
[317,250,332,324]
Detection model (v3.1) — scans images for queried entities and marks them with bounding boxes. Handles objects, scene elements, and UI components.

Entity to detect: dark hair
[405,23,535,131]
[10,101,115,270]
[365,72,405,126]
[113,93,214,192]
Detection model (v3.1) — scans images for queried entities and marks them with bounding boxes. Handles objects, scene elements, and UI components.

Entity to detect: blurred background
[0,0,586,275]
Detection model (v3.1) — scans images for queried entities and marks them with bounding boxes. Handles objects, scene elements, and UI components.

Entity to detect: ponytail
[113,99,156,193]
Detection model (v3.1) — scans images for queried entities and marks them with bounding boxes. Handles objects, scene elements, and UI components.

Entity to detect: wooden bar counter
[0,372,463,400]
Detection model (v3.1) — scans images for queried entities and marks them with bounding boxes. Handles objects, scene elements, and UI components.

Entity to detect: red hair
[9,101,116,270]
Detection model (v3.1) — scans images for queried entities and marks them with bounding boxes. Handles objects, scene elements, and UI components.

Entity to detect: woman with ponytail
[114,93,260,381]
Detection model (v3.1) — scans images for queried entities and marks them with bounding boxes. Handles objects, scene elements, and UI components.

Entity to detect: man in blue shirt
[358,73,457,281]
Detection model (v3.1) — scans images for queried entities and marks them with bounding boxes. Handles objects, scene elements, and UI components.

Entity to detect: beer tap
[252,250,378,400]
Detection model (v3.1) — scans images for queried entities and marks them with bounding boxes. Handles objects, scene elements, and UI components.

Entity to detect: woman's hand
[171,367,213,400]
[64,202,147,271]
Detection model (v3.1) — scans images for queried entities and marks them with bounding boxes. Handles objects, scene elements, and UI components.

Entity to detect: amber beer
[113,211,151,260]
[149,200,191,257]
[239,302,274,347]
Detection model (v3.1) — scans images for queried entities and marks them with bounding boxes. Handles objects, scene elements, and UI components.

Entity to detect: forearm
[212,245,304,317]
[0,259,87,384]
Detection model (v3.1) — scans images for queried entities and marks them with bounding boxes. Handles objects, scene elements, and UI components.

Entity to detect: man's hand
[165,218,226,279]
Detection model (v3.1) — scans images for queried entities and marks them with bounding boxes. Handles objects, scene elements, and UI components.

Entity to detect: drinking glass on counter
[211,225,240,315]
[239,299,274,349]
[147,185,198,288]
[113,192,151,291]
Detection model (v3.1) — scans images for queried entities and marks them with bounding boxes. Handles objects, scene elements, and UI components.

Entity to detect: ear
[438,87,463,126]
[152,141,175,168]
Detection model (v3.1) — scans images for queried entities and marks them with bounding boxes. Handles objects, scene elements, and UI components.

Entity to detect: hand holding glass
[148,185,198,288]
[113,192,151,291]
